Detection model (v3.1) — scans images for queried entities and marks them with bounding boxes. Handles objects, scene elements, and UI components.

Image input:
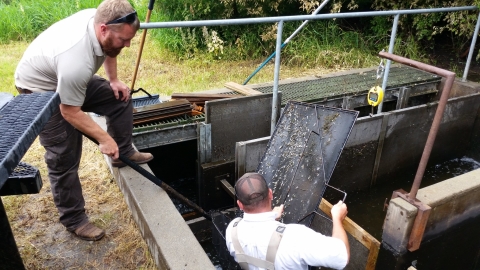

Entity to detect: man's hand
[60,104,120,159]
[110,79,130,102]
[272,204,284,220]
[98,136,119,159]
[331,201,348,222]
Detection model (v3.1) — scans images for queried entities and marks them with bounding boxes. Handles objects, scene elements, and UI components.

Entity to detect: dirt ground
[4,139,156,269]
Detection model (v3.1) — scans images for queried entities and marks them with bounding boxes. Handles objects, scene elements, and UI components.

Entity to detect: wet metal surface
[339,156,480,241]
[257,101,357,225]
[0,91,60,270]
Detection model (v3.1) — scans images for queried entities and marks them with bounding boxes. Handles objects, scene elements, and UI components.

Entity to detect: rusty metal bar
[391,189,432,251]
[379,51,455,202]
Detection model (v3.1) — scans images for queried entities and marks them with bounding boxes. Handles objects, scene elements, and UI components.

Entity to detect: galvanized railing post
[378,14,399,113]
[271,20,284,135]
[462,11,480,82]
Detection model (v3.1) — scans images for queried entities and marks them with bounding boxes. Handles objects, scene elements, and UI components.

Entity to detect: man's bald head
[235,173,270,211]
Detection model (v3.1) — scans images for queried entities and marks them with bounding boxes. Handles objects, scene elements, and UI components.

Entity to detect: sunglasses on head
[106,11,137,25]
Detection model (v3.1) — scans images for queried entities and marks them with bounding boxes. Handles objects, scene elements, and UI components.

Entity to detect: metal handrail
[139,6,479,130]
[141,7,477,28]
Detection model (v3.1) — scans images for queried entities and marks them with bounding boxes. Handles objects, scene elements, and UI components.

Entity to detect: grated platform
[252,66,440,105]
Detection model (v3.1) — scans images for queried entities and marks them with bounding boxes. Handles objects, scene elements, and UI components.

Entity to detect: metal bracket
[197,122,212,164]
[395,86,411,110]
[325,184,347,202]
[391,189,432,252]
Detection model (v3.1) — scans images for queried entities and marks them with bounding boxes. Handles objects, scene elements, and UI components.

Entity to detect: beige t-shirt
[15,9,105,106]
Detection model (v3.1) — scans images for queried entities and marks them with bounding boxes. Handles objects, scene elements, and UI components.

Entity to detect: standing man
[14,0,153,241]
[226,173,350,269]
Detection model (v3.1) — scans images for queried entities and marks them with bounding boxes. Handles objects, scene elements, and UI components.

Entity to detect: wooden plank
[319,198,380,270]
[366,239,380,270]
[133,111,189,125]
[171,93,241,99]
[224,82,263,96]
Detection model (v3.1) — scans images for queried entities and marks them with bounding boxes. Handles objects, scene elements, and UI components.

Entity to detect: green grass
[0,42,28,95]
[0,0,155,42]
[0,0,387,97]
[1,38,364,98]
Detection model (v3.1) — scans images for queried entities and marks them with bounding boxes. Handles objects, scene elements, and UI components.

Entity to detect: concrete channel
[92,64,480,269]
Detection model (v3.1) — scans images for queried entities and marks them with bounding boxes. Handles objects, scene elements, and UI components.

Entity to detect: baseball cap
[235,172,269,205]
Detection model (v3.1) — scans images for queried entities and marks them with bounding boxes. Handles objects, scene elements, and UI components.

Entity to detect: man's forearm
[61,107,111,144]
[332,219,350,261]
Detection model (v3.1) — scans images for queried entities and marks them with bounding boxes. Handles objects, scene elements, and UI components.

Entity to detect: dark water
[346,156,480,240]
[203,240,223,269]
[202,156,480,269]
[346,156,480,270]
[146,139,480,269]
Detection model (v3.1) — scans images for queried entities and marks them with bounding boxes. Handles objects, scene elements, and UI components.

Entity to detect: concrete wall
[92,115,215,270]
[330,79,480,191]
[382,168,480,254]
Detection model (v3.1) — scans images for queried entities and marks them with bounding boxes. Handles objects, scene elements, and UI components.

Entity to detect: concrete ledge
[417,168,480,239]
[91,114,214,270]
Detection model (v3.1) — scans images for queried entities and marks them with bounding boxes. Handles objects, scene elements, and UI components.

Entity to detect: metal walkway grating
[252,66,441,105]
[0,92,60,187]
[132,94,161,108]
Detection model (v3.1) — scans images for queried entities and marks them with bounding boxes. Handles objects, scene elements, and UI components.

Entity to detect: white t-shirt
[225,211,348,270]
[15,9,105,106]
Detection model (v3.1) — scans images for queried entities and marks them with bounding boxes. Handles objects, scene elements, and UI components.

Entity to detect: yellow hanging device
[368,58,385,108]
[368,85,384,107]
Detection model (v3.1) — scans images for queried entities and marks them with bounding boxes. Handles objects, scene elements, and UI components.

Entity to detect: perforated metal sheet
[0,92,60,187]
[257,101,358,226]
[205,93,278,163]
[253,66,440,105]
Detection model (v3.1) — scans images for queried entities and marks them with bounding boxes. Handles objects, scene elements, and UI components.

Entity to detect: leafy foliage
[333,0,480,55]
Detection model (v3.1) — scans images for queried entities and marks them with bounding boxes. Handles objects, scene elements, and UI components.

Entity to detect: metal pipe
[271,20,284,134]
[141,7,477,29]
[462,11,480,81]
[378,52,456,201]
[242,0,330,85]
[378,14,399,113]
[284,0,330,43]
